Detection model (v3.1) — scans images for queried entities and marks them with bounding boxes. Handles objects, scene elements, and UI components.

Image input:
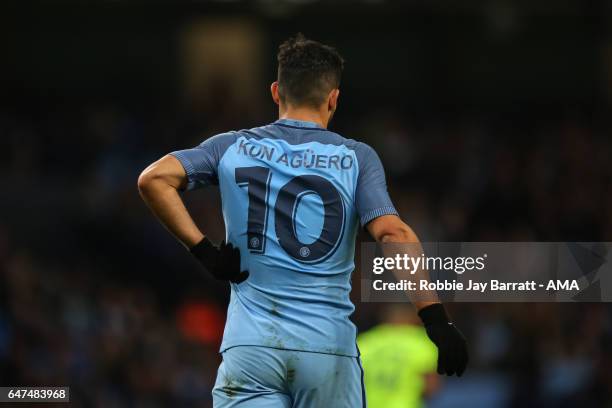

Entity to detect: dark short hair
[277,33,344,108]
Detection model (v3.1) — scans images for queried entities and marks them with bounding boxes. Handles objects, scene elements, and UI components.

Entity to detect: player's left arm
[366,215,468,376]
[356,143,468,376]
[365,214,438,310]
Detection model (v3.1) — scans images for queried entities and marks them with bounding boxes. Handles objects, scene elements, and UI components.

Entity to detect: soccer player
[358,304,440,408]
[138,34,468,407]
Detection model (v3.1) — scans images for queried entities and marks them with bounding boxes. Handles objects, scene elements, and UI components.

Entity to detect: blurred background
[2,0,612,407]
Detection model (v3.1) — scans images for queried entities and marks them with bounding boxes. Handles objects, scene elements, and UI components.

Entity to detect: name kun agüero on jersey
[236,138,355,170]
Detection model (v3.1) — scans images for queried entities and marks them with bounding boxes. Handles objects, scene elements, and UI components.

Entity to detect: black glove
[190,238,249,283]
[418,303,468,376]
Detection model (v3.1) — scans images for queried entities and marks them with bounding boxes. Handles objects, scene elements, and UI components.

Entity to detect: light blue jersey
[171,118,397,358]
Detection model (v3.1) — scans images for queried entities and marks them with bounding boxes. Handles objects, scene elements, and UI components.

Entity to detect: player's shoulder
[197,130,240,148]
[192,126,271,155]
[192,131,244,162]
[211,122,380,163]
[344,138,377,156]
[337,137,381,170]
[249,121,375,152]
[302,127,371,154]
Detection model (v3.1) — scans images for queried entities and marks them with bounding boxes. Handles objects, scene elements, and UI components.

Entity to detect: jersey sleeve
[355,143,398,226]
[169,132,237,191]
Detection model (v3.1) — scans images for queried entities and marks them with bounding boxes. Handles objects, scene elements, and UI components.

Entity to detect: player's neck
[279,107,329,129]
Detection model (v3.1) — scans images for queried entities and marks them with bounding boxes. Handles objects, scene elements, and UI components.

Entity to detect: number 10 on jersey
[235,166,345,264]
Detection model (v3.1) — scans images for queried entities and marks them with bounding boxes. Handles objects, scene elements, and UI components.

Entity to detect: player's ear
[328,89,340,112]
[271,82,281,105]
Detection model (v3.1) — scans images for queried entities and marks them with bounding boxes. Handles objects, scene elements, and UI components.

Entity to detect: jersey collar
[274,118,325,130]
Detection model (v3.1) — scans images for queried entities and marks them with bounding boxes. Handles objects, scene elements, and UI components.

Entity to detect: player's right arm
[356,143,468,377]
[138,142,248,283]
[138,155,203,248]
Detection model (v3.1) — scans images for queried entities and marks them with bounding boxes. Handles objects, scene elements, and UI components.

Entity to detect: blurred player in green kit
[358,304,441,408]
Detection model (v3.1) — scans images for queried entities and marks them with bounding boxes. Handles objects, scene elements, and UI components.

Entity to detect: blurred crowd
[2,101,612,407]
